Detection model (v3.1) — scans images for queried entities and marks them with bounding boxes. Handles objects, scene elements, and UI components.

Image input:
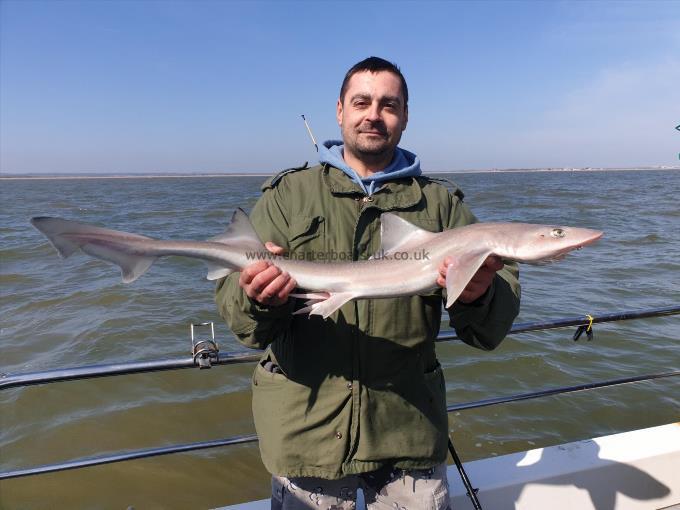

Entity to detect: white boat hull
[217,423,680,509]
[449,422,679,509]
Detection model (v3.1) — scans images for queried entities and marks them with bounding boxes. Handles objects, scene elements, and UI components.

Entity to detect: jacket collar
[322,164,423,211]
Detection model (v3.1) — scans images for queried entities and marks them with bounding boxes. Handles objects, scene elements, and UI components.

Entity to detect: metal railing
[3,306,678,391]
[1,305,678,481]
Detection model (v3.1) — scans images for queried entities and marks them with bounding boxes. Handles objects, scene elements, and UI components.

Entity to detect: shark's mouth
[553,231,604,260]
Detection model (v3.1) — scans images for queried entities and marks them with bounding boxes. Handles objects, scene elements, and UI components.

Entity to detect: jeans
[271,462,450,510]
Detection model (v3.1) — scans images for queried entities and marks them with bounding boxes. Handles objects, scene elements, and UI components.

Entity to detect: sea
[1,169,678,509]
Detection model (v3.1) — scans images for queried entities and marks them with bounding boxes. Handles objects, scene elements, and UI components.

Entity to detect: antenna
[301,114,318,152]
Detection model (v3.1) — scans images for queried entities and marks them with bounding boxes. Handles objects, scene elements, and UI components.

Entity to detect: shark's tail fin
[31,209,266,284]
[31,216,157,283]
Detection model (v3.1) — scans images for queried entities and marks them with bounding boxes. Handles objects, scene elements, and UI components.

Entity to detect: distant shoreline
[0,173,273,180]
[1,167,678,180]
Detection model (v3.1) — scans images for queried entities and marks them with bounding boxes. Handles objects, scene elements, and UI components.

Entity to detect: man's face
[336,70,408,162]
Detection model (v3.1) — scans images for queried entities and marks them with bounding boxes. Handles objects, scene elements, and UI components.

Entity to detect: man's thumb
[265,241,286,256]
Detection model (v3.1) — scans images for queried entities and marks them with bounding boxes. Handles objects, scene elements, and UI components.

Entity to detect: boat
[1,307,679,509]
[218,423,680,510]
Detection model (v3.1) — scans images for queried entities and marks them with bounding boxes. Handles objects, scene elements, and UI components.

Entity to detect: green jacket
[216,164,520,479]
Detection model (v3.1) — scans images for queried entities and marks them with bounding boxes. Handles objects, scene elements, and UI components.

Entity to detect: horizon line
[2,165,680,180]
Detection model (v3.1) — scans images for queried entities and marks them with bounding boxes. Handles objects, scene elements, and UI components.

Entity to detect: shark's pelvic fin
[292,291,355,319]
[205,262,234,280]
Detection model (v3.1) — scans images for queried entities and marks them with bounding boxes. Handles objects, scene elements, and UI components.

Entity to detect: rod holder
[190,322,218,369]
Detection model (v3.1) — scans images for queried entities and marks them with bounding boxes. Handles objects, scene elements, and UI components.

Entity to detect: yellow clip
[573,314,595,341]
[585,314,594,332]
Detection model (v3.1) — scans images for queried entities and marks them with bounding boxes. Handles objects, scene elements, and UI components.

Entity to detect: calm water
[1,170,679,509]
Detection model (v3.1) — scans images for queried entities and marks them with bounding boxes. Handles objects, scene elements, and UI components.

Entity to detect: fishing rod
[301,114,318,152]
[1,303,677,507]
[449,436,482,509]
[2,306,678,390]
[2,369,677,480]
[4,308,676,504]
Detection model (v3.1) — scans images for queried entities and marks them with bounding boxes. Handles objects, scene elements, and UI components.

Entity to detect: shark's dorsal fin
[208,208,265,251]
[378,213,438,256]
[204,208,264,280]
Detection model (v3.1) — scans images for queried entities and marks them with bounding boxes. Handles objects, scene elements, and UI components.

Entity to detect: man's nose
[365,102,381,122]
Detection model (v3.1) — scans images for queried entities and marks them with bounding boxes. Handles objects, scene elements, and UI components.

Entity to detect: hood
[318,140,421,196]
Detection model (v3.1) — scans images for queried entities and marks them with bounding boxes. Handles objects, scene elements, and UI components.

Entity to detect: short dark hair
[339,56,408,108]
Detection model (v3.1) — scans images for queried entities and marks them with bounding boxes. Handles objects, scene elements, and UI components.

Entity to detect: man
[216,57,520,509]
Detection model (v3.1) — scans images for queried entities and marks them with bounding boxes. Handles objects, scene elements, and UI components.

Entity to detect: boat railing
[1,305,678,481]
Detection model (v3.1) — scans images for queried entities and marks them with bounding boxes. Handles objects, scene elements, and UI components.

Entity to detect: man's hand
[239,242,297,306]
[437,255,504,305]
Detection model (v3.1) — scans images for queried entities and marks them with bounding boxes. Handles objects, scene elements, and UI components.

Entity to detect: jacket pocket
[424,364,445,394]
[289,215,325,253]
[252,360,287,468]
[252,360,288,411]
[422,364,449,462]
[423,364,448,428]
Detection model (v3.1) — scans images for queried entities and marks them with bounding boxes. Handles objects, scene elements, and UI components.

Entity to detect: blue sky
[1,0,678,174]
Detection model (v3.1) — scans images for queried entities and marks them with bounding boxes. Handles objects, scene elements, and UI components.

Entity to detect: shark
[31,209,603,318]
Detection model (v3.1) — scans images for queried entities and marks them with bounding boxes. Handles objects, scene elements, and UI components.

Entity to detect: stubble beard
[344,129,398,165]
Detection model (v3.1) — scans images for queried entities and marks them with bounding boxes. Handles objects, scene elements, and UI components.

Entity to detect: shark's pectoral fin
[292,291,355,319]
[445,251,491,308]
[205,262,234,280]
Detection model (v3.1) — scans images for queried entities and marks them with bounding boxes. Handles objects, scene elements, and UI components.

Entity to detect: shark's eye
[551,228,566,238]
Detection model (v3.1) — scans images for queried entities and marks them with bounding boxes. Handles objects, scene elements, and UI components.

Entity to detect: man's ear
[402,106,409,131]
[336,98,343,127]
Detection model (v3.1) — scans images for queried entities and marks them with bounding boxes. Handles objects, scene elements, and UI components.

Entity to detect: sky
[1,0,679,174]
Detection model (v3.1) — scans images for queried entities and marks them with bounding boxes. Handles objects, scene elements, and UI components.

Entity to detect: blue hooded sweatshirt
[318,140,421,196]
